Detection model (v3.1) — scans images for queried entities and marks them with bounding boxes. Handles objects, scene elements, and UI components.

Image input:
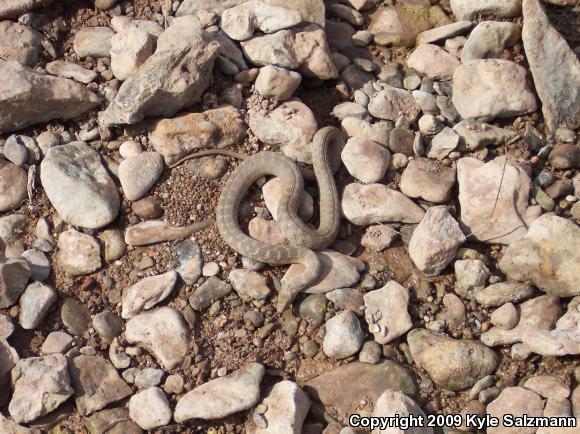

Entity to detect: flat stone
[322,310,364,359]
[450,0,522,21]
[119,152,164,201]
[255,380,310,434]
[487,387,544,434]
[189,276,232,311]
[364,281,413,344]
[400,158,456,204]
[341,136,390,184]
[368,86,421,123]
[0,21,43,66]
[122,271,178,318]
[125,307,189,370]
[18,282,56,330]
[56,229,101,276]
[125,220,212,246]
[73,27,114,58]
[128,387,172,430]
[0,160,27,212]
[416,21,472,44]
[41,142,120,229]
[46,60,98,84]
[462,21,521,62]
[228,269,271,300]
[174,362,265,422]
[372,390,433,434]
[85,408,143,434]
[407,44,461,81]
[69,355,132,416]
[0,259,31,309]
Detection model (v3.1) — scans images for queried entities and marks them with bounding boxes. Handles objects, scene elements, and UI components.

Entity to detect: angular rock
[189,276,232,311]
[85,408,142,434]
[110,26,155,81]
[125,307,189,370]
[522,0,580,133]
[341,136,390,184]
[255,380,310,434]
[0,0,53,19]
[128,387,172,430]
[41,331,73,354]
[73,27,114,58]
[92,311,123,344]
[0,160,27,212]
[322,310,364,359]
[122,271,178,318]
[524,375,570,400]
[0,214,29,258]
[19,282,56,330]
[255,65,302,101]
[450,0,522,21]
[0,60,100,133]
[172,241,202,285]
[369,4,432,47]
[99,16,220,126]
[56,229,101,276]
[427,127,460,160]
[0,21,43,66]
[487,387,544,434]
[341,117,393,145]
[462,21,521,62]
[453,119,518,151]
[499,215,580,297]
[174,362,265,422]
[372,390,433,434]
[416,21,472,45]
[364,281,413,344]
[228,269,271,300]
[119,152,164,201]
[368,86,421,122]
[407,44,461,81]
[0,259,31,309]
[46,61,98,84]
[342,183,425,225]
[400,158,456,204]
[452,60,537,120]
[409,206,465,276]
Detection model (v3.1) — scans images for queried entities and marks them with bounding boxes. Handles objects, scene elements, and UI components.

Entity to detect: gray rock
[68,355,132,416]
[475,282,536,307]
[128,387,172,430]
[92,311,123,344]
[368,86,421,122]
[41,142,120,229]
[372,390,433,434]
[462,21,520,62]
[122,271,177,318]
[0,214,29,259]
[99,16,220,126]
[0,60,100,133]
[172,241,202,285]
[359,341,382,364]
[326,288,365,316]
[189,276,232,311]
[490,303,519,330]
[134,368,164,389]
[453,119,518,151]
[0,160,27,212]
[41,331,73,354]
[455,259,489,299]
[522,0,580,133]
[487,387,544,434]
[400,158,456,204]
[254,380,310,434]
[9,354,73,423]
[73,27,114,58]
[450,0,522,21]
[407,329,498,391]
[119,152,164,201]
[0,259,31,309]
[20,249,50,281]
[61,297,91,336]
[427,127,460,160]
[407,44,461,81]
[0,0,54,19]
[174,362,265,422]
[18,282,56,330]
[56,229,101,276]
[298,294,327,324]
[364,281,413,344]
[0,21,43,66]
[323,310,364,359]
[255,65,302,101]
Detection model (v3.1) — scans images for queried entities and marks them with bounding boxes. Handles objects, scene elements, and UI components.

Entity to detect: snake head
[276,281,303,313]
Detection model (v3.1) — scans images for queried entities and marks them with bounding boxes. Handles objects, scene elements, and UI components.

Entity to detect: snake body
[216,127,344,311]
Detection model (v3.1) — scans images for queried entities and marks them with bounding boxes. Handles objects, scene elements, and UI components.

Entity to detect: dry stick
[167,149,248,169]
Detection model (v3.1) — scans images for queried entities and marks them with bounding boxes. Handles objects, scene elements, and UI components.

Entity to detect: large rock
[461,21,521,62]
[41,142,120,229]
[457,157,540,245]
[450,0,522,21]
[174,362,265,422]
[372,390,433,434]
[255,380,310,434]
[364,281,413,344]
[452,60,537,120]
[342,183,425,225]
[487,387,544,434]
[0,60,100,133]
[368,4,432,47]
[68,355,132,416]
[407,329,498,390]
[0,0,53,19]
[122,271,178,318]
[0,21,43,66]
[150,105,245,165]
[240,25,337,80]
[9,354,73,423]
[499,215,580,297]
[99,16,220,126]
[407,44,461,81]
[522,0,580,133]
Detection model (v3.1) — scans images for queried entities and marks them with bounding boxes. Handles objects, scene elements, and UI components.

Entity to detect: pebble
[202,261,220,277]
[119,152,164,201]
[490,303,519,330]
[361,224,397,252]
[359,341,382,364]
[42,331,74,354]
[323,310,364,359]
[19,282,56,330]
[0,160,27,212]
[255,65,302,101]
[20,249,50,282]
[427,127,460,160]
[122,270,178,319]
[92,311,123,344]
[129,387,172,430]
[254,380,311,434]
[164,374,185,394]
[341,136,390,184]
[56,229,101,277]
[61,297,91,336]
[134,368,165,389]
[326,288,365,316]
[189,276,232,311]
[400,158,456,204]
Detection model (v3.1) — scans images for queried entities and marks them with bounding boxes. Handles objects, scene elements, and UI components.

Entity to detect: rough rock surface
[121,271,178,318]
[372,390,433,434]
[254,380,310,434]
[364,281,413,344]
[487,387,544,434]
[0,0,53,19]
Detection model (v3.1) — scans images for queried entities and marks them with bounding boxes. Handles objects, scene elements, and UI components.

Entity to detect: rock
[164,374,184,394]
[522,0,580,133]
[150,105,245,165]
[437,293,467,328]
[41,331,73,354]
[125,307,189,370]
[407,44,461,81]
[0,314,14,339]
[499,215,580,297]
[304,361,416,425]
[369,5,432,47]
[455,259,489,299]
[228,269,271,300]
[329,4,363,26]
[255,381,310,434]
[368,86,421,123]
[18,282,56,330]
[0,338,18,389]
[326,288,365,316]
[341,65,374,91]
[98,229,126,262]
[46,60,97,84]
[122,271,178,318]
[323,310,364,359]
[20,249,49,282]
[109,16,164,37]
[41,142,120,229]
[95,0,118,10]
[475,282,536,307]
[282,249,365,294]
[450,0,522,21]
[409,206,465,276]
[462,21,520,62]
[73,27,114,58]
[110,27,155,81]
[0,0,53,19]
[427,127,460,160]
[221,1,302,41]
[342,183,425,225]
[99,16,220,126]
[61,297,90,336]
[85,408,142,434]
[490,303,519,330]
[524,376,570,400]
[341,136,390,184]
[174,362,265,422]
[549,144,580,170]
[332,102,370,121]
[119,152,164,201]
[359,341,382,364]
[0,414,41,433]
[255,65,302,101]
[364,281,413,344]
[416,21,472,45]
[361,224,398,252]
[189,276,232,311]
[125,220,212,246]
[418,114,443,134]
[0,160,27,212]
[240,25,338,80]
[487,387,544,434]
[400,158,456,204]
[0,214,29,258]
[408,329,498,391]
[132,196,163,219]
[457,157,540,245]
[0,60,100,133]
[9,354,73,423]
[453,120,518,151]
[0,21,43,66]
[0,259,31,308]
[128,387,172,430]
[452,60,537,120]
[341,117,392,145]
[68,355,132,416]
[56,229,101,276]
[172,241,202,285]
[372,390,433,434]
[92,311,123,344]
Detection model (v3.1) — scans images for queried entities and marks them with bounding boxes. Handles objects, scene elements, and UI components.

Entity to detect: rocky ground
[0,0,579,433]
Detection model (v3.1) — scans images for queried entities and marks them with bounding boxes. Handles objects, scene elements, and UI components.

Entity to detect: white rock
[119,152,164,201]
[255,65,302,101]
[46,61,98,84]
[56,229,101,277]
[255,381,311,434]
[74,27,114,58]
[455,259,489,299]
[332,102,370,121]
[450,0,522,21]
[490,303,519,330]
[407,44,461,81]
[461,21,521,62]
[427,127,460,160]
[122,271,178,318]
[341,136,390,184]
[111,27,155,81]
[19,282,57,330]
[323,310,364,359]
[364,281,413,344]
[487,387,544,434]
[368,85,421,122]
[372,390,433,434]
[128,387,172,430]
[0,0,53,19]
[409,206,465,276]
[174,362,265,422]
